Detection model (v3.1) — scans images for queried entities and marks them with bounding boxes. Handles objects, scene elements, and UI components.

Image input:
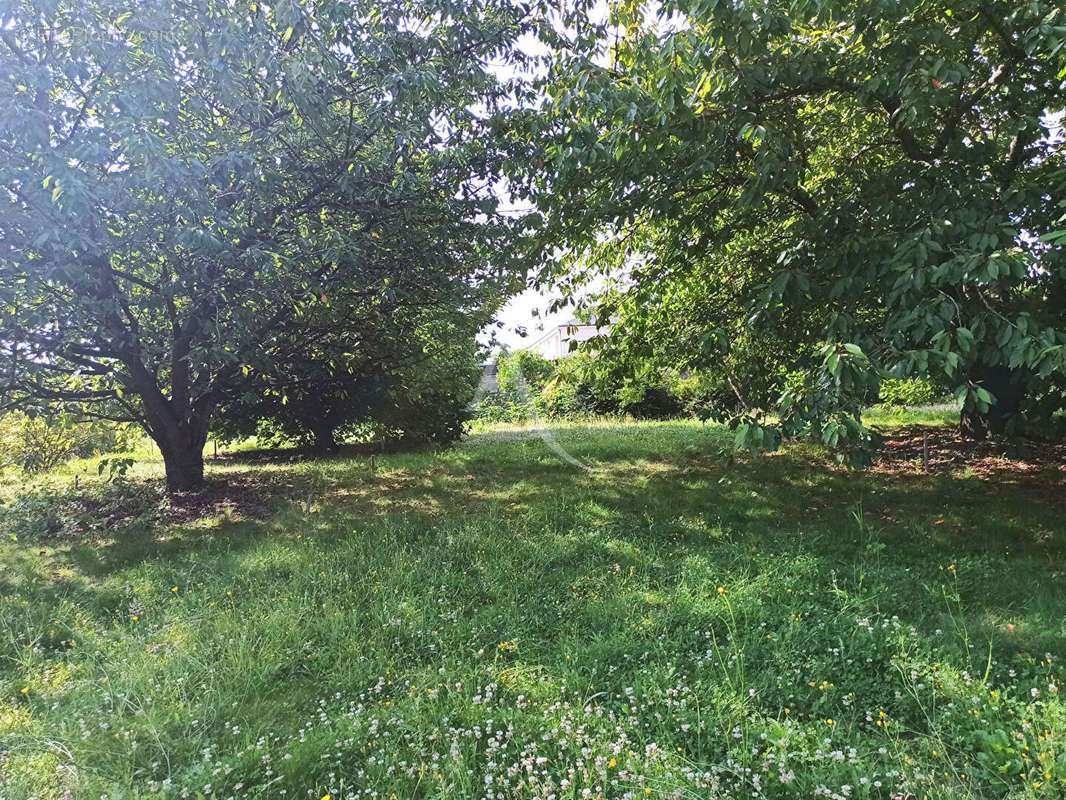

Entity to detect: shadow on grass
[3,424,1065,799]
[3,422,1064,641]
[212,435,439,465]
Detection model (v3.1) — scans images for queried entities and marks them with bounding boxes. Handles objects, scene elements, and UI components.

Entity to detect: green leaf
[733,423,749,451]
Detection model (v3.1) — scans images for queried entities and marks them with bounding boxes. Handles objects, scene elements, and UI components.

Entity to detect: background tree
[213,298,487,453]
[0,0,526,489]
[514,0,1066,461]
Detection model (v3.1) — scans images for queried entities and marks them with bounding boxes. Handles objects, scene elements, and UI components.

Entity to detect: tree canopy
[0,0,525,488]
[514,0,1066,462]
[4,0,1066,482]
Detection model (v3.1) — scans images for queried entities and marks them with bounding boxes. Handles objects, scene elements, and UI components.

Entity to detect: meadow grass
[1,419,1064,799]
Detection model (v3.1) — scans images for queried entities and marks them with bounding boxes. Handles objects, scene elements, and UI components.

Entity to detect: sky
[485,284,575,352]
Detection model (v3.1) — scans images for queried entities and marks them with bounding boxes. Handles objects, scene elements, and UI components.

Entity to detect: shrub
[215,337,482,452]
[0,413,140,475]
[0,415,75,474]
[668,371,724,419]
[470,391,532,424]
[387,389,474,445]
[495,350,556,395]
[878,378,942,407]
[539,354,685,419]
[531,377,582,419]
[614,374,683,418]
[477,353,698,422]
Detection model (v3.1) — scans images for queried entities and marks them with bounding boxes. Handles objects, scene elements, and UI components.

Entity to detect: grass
[1,418,1064,799]
[861,402,962,428]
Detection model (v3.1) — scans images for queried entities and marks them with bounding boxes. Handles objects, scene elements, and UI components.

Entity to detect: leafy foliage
[0,412,138,475]
[515,0,1066,462]
[475,351,692,422]
[878,378,943,408]
[0,0,525,488]
[98,456,135,484]
[213,308,484,451]
[470,389,532,424]
[495,350,557,395]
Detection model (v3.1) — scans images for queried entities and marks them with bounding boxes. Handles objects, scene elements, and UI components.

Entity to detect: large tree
[0,0,525,488]
[514,0,1066,461]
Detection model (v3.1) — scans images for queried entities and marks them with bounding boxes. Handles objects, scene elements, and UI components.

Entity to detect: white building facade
[524,319,605,360]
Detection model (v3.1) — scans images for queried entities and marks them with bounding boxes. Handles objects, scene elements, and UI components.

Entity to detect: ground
[1,419,1065,799]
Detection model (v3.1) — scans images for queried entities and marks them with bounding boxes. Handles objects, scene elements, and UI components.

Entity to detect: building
[478,361,499,394]
[523,319,606,361]
[476,319,610,398]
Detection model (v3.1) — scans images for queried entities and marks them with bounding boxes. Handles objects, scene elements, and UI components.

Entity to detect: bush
[537,354,685,419]
[878,378,942,407]
[470,351,560,423]
[614,376,683,418]
[214,336,482,452]
[0,415,74,474]
[474,353,714,423]
[495,350,556,395]
[470,391,532,424]
[0,413,140,475]
[387,389,474,445]
[533,375,584,419]
[668,371,724,419]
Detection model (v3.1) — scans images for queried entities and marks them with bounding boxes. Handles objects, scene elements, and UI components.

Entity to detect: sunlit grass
[863,402,960,428]
[1,417,1063,799]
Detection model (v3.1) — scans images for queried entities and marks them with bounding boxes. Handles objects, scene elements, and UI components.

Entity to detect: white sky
[484,285,576,352]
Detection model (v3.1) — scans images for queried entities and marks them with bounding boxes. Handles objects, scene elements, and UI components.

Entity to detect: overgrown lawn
[1,421,1064,799]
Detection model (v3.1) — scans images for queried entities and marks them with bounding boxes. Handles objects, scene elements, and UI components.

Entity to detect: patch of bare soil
[38,475,302,541]
[872,425,1066,478]
[163,474,299,524]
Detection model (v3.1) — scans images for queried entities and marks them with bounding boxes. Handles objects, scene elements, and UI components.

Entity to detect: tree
[213,297,487,453]
[514,0,1066,461]
[0,0,525,488]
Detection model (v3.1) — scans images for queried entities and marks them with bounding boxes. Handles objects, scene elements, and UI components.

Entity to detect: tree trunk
[120,355,213,490]
[147,413,210,491]
[959,366,1025,439]
[309,420,339,455]
[160,445,206,491]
